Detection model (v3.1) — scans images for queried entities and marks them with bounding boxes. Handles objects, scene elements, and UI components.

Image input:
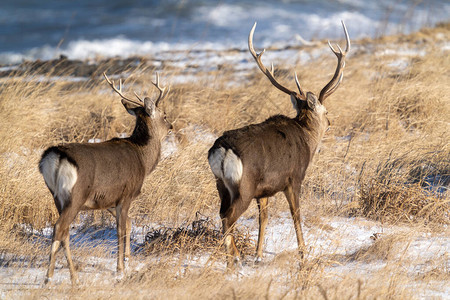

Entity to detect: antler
[248,22,305,98]
[318,20,351,103]
[103,72,143,106]
[104,72,170,107]
[151,72,170,107]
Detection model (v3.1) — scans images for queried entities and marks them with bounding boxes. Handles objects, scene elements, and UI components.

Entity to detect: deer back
[210,112,325,198]
[39,73,172,212]
[46,141,146,210]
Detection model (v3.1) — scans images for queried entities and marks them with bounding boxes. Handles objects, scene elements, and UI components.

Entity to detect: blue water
[1,0,449,63]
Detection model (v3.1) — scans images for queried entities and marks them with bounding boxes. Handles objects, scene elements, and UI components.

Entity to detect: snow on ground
[1,214,448,297]
[178,124,217,145]
[161,133,179,159]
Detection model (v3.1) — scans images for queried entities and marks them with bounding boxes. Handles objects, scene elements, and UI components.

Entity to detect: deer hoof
[226,256,242,271]
[233,257,242,269]
[115,272,125,282]
[43,277,51,286]
[71,276,80,286]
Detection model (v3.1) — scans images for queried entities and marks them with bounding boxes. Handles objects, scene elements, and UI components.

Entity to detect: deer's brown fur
[39,73,172,284]
[208,22,350,267]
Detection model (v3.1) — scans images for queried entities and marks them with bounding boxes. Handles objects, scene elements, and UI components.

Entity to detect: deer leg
[115,205,124,274]
[45,239,61,284]
[116,204,130,275]
[220,185,254,268]
[216,176,255,269]
[221,213,241,269]
[108,207,131,264]
[62,235,79,284]
[125,217,131,263]
[255,197,269,263]
[217,179,240,268]
[46,204,80,285]
[284,185,306,259]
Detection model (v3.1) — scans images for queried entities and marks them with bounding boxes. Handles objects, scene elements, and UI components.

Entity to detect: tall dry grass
[0,23,448,298]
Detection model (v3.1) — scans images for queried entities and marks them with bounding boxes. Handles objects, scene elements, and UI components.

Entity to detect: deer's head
[248,21,351,135]
[104,73,173,140]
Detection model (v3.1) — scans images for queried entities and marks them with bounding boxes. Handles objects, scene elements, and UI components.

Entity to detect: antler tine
[318,20,351,103]
[342,20,351,53]
[248,22,299,97]
[103,72,143,106]
[151,72,170,106]
[294,72,305,97]
[133,91,144,102]
[327,21,350,56]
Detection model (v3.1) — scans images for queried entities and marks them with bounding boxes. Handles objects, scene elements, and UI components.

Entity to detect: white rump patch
[209,147,243,201]
[208,147,226,179]
[55,159,77,210]
[223,149,243,185]
[40,151,77,211]
[209,147,243,184]
[39,151,60,194]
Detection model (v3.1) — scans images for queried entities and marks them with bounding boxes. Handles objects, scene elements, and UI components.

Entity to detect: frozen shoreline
[2,0,449,65]
[2,28,448,84]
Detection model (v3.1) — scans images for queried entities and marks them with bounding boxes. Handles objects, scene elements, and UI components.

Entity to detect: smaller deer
[208,21,350,267]
[39,72,172,284]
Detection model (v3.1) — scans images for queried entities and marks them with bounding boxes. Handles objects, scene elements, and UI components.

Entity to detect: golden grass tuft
[142,212,255,257]
[358,143,449,224]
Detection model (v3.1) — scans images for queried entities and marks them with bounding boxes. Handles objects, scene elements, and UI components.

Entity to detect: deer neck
[297,110,326,161]
[129,116,162,175]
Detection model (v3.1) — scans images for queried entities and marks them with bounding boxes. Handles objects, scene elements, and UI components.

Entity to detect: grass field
[0,23,448,299]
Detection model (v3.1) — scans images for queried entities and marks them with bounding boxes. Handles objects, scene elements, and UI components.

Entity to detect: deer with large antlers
[39,72,172,284]
[208,21,350,267]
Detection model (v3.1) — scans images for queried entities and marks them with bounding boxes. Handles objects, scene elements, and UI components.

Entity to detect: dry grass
[142,212,255,257]
[0,23,449,298]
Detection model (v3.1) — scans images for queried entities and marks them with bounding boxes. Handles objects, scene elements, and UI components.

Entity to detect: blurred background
[1,0,449,64]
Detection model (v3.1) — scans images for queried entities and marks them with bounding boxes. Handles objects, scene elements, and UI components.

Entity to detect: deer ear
[290,94,302,116]
[121,99,139,116]
[306,92,318,110]
[144,97,156,117]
